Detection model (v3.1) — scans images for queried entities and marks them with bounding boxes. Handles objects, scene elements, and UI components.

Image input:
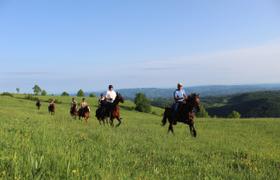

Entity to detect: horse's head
[188,93,200,112]
[115,92,124,104]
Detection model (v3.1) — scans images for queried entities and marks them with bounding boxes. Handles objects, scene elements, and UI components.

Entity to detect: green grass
[0,95,280,179]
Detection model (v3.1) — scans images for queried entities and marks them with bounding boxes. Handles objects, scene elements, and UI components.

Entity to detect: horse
[78,106,90,123]
[48,103,55,115]
[96,92,124,127]
[70,104,78,119]
[36,100,41,110]
[162,93,200,137]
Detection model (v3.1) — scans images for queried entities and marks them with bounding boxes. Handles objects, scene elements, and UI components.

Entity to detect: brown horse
[48,103,55,115]
[36,99,41,110]
[78,106,90,123]
[70,104,78,119]
[162,93,200,137]
[96,92,124,127]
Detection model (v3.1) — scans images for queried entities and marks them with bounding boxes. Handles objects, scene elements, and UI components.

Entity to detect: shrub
[41,90,47,96]
[151,111,159,116]
[24,94,38,101]
[89,93,96,98]
[77,89,84,97]
[61,91,70,96]
[228,111,241,119]
[134,93,151,113]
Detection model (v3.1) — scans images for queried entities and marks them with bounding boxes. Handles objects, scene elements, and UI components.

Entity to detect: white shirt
[174,89,186,102]
[106,90,117,103]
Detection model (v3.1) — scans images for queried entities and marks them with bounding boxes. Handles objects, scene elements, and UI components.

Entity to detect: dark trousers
[172,102,183,120]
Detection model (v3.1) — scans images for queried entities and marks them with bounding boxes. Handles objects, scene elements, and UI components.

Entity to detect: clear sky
[0,0,280,93]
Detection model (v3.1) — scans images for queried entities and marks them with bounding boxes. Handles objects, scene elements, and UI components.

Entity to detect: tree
[196,105,209,118]
[41,90,47,96]
[228,110,241,119]
[61,91,70,96]
[16,88,20,94]
[134,93,151,113]
[77,89,84,97]
[89,93,96,98]
[32,84,42,95]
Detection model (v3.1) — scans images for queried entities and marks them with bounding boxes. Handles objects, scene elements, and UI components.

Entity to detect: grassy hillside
[0,95,280,179]
[205,91,280,117]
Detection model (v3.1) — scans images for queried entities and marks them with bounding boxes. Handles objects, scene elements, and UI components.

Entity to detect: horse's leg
[110,119,114,127]
[116,116,122,127]
[189,124,197,137]
[168,121,174,134]
[100,118,105,125]
[109,115,114,127]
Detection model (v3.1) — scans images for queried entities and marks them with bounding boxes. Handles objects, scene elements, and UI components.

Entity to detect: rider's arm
[183,93,188,100]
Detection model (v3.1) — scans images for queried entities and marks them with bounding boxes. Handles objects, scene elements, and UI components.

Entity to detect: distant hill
[205,91,280,118]
[109,84,280,99]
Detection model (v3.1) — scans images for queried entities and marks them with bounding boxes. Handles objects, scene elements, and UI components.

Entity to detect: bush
[24,94,38,101]
[89,93,96,98]
[77,89,84,97]
[1,92,13,97]
[151,111,159,116]
[134,93,151,113]
[61,91,70,96]
[228,111,241,119]
[41,90,47,96]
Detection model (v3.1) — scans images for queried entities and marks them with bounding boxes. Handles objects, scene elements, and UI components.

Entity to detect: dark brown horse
[162,93,200,137]
[48,103,55,115]
[78,106,90,123]
[96,92,124,127]
[70,104,78,119]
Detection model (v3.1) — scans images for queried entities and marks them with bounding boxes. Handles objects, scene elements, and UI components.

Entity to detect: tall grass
[0,95,279,179]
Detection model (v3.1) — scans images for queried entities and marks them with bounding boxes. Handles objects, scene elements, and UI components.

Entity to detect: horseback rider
[79,98,90,116]
[106,85,117,103]
[71,97,77,111]
[36,99,41,110]
[49,99,55,105]
[80,98,89,109]
[172,83,188,124]
[105,85,117,115]
[71,97,77,107]
[98,93,106,106]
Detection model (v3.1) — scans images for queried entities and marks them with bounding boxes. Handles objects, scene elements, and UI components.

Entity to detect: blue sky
[0,0,280,93]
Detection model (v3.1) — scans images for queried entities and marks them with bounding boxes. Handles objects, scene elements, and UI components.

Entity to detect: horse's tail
[162,108,170,126]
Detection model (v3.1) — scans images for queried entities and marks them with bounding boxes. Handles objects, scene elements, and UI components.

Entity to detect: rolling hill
[205,91,280,118]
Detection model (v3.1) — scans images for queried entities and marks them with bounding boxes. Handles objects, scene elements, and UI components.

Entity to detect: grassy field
[0,94,280,179]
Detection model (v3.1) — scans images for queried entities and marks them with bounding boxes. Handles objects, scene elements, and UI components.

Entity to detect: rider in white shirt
[106,85,117,103]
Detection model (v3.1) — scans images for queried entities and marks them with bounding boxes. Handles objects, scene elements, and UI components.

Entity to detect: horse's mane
[188,93,199,101]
